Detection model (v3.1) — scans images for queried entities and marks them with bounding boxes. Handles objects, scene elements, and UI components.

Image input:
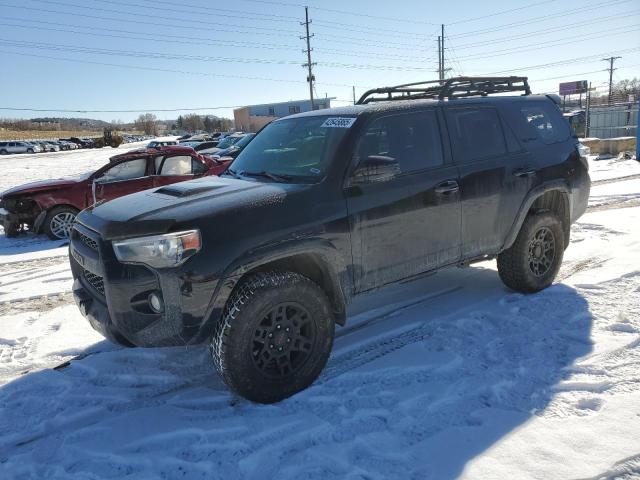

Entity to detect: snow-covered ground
[0,152,639,479]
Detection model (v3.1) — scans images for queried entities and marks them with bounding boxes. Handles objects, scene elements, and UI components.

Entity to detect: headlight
[113,230,201,269]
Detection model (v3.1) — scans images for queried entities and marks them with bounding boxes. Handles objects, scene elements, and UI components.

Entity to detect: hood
[1,173,89,197]
[77,175,303,240]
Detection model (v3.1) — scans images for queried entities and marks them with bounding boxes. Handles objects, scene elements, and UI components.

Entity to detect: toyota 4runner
[69,77,590,403]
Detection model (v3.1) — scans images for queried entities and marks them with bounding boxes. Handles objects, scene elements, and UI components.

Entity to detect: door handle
[435,180,459,195]
[513,168,537,178]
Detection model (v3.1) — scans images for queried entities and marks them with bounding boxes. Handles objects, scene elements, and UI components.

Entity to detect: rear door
[151,154,202,188]
[93,157,154,203]
[346,109,461,292]
[444,104,534,259]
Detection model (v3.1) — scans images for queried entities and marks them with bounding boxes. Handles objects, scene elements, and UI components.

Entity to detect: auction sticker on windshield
[321,117,357,128]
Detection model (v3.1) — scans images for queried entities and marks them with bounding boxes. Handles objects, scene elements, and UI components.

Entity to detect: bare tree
[135,113,158,135]
[182,114,204,133]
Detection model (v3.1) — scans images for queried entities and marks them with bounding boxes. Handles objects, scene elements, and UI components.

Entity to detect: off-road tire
[497,212,565,293]
[211,271,334,404]
[3,220,20,237]
[43,206,79,240]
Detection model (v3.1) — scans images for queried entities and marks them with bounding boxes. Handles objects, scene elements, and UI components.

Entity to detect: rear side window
[355,110,443,173]
[156,155,193,175]
[446,108,507,162]
[520,102,570,145]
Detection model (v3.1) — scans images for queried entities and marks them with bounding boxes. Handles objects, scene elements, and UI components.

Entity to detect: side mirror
[351,155,400,184]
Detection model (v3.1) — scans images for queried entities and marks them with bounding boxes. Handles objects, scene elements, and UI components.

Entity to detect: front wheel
[3,220,20,237]
[497,212,565,293]
[43,206,78,240]
[211,272,335,403]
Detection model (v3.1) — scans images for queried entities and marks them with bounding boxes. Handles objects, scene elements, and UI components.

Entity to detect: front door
[346,109,461,292]
[444,106,535,259]
[93,157,153,203]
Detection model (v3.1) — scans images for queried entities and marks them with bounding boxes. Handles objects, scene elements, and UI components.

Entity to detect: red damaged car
[0,146,231,239]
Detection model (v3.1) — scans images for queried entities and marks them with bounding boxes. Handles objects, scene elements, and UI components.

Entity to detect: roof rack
[356,76,531,105]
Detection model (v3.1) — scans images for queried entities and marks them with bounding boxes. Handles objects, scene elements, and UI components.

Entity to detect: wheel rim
[527,226,556,277]
[251,302,316,379]
[50,212,76,238]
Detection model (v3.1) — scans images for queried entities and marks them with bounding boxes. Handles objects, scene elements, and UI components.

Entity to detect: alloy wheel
[50,212,76,239]
[251,302,316,379]
[527,226,556,277]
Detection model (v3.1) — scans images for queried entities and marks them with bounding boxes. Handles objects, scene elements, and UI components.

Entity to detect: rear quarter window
[520,102,571,145]
[446,107,507,162]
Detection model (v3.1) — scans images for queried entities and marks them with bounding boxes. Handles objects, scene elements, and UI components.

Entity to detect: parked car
[0,146,232,239]
[146,140,177,149]
[0,141,40,154]
[201,133,255,160]
[198,133,244,156]
[24,142,44,153]
[193,140,220,151]
[69,76,590,403]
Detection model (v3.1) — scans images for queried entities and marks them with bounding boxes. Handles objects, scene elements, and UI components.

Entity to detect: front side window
[447,108,507,162]
[99,158,147,182]
[155,155,193,175]
[229,115,352,180]
[520,103,570,145]
[354,111,443,174]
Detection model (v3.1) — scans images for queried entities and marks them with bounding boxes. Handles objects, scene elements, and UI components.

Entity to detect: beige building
[234,98,333,132]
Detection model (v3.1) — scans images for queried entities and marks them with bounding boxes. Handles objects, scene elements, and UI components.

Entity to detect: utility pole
[602,56,621,105]
[441,24,445,80]
[352,86,356,105]
[437,35,442,80]
[301,7,316,109]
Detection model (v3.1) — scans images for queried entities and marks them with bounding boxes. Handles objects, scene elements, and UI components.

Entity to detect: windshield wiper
[239,171,295,183]
[223,168,242,178]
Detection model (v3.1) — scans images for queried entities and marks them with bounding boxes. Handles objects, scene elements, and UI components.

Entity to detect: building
[234,98,333,132]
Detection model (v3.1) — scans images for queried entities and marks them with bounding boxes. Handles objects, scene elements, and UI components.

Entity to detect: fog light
[148,292,164,313]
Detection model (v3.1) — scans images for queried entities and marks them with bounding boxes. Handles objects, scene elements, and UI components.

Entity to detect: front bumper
[69,224,216,347]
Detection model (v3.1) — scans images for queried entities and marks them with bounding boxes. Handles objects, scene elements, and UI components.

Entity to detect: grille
[78,231,98,251]
[83,270,105,296]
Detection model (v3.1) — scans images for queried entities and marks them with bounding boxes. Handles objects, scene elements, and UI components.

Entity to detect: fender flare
[202,238,351,332]
[502,180,570,251]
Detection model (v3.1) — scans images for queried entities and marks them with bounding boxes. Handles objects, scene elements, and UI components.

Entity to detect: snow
[0,151,639,479]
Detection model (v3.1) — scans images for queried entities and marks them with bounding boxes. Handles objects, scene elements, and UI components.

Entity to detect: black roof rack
[356,76,531,105]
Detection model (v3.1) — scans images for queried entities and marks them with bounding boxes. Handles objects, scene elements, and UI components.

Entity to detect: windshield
[216,136,241,149]
[228,116,353,180]
[233,134,255,149]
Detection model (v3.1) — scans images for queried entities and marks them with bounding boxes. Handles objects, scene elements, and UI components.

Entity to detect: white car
[0,141,42,154]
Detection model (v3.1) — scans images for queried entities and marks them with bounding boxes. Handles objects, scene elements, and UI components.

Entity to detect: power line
[448,0,556,25]
[453,26,640,62]
[451,9,640,49]
[0,17,434,63]
[0,1,298,37]
[0,38,434,71]
[447,0,634,38]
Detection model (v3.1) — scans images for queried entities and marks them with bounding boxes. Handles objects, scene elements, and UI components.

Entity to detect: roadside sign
[559,80,588,96]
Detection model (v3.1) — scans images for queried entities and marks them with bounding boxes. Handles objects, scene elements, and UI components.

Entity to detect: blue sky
[0,0,638,122]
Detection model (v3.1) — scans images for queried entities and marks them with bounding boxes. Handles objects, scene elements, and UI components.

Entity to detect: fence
[587,102,639,139]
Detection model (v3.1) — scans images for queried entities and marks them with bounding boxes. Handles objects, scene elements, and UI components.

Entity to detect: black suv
[69,77,590,403]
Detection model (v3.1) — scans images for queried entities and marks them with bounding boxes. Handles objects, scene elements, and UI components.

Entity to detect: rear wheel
[44,206,78,240]
[497,212,564,293]
[211,271,335,403]
[0,150,7,155]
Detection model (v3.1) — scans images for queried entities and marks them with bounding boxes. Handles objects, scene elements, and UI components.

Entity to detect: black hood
[76,175,303,240]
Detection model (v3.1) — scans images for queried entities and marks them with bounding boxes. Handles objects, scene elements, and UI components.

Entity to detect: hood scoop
[156,183,222,197]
